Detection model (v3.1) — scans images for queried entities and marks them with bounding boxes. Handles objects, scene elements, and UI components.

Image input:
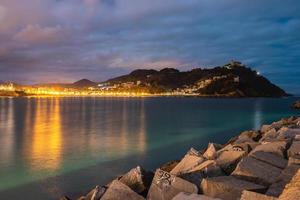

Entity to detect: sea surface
[0,97,299,199]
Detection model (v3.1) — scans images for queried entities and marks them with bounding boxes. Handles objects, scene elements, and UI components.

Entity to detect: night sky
[0,0,299,93]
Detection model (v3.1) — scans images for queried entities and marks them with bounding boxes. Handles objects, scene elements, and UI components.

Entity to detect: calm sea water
[0,97,299,199]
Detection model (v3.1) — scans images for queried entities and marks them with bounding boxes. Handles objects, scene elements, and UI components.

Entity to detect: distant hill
[72,79,98,88]
[103,61,288,97]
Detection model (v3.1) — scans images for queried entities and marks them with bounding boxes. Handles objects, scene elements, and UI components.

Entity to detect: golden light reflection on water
[30,98,62,171]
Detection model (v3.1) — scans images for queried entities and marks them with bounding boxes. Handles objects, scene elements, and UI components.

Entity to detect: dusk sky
[0,0,299,93]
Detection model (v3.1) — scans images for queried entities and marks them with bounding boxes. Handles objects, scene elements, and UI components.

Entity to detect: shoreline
[61,116,300,200]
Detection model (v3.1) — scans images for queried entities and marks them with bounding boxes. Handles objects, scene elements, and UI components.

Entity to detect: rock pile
[61,116,300,200]
[292,101,300,109]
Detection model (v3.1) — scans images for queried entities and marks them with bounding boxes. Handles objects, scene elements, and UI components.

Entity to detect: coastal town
[0,61,288,97]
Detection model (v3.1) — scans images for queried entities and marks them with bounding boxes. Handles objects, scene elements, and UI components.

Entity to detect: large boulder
[100,180,144,200]
[277,128,300,140]
[266,164,300,197]
[251,141,288,158]
[278,169,300,200]
[179,160,224,185]
[170,148,204,176]
[160,160,180,173]
[200,176,266,200]
[240,191,278,200]
[118,166,153,195]
[79,185,107,200]
[287,141,300,158]
[172,192,222,200]
[147,169,198,200]
[249,151,288,169]
[234,130,260,143]
[231,156,282,186]
[216,148,247,174]
[203,143,222,160]
[260,128,278,142]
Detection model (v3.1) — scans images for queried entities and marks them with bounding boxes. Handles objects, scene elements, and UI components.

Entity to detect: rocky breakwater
[292,101,300,109]
[61,116,300,200]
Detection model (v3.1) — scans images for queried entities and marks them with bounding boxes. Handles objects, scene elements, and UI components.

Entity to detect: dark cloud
[0,0,299,93]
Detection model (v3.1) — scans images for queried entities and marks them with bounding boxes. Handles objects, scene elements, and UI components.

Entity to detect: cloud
[14,25,68,44]
[0,0,299,93]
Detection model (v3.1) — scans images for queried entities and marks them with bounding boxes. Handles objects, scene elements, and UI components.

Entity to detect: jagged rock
[60,197,72,200]
[147,169,198,200]
[100,180,144,200]
[231,156,282,186]
[216,148,246,174]
[287,141,300,158]
[249,151,288,169]
[170,148,204,176]
[118,166,153,195]
[200,176,266,200]
[292,101,300,109]
[251,141,288,158]
[278,169,300,200]
[203,143,222,160]
[172,192,222,200]
[288,155,300,166]
[277,128,300,140]
[266,164,300,197]
[235,130,261,143]
[260,128,278,142]
[84,185,107,200]
[241,191,278,200]
[160,160,180,173]
[261,125,273,133]
[179,160,224,185]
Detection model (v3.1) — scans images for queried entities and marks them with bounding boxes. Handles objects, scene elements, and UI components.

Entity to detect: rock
[287,141,300,158]
[277,128,300,140]
[179,160,224,185]
[260,128,278,142]
[216,148,247,174]
[60,197,72,200]
[232,143,253,153]
[288,155,300,166]
[251,141,288,158]
[266,164,300,197]
[278,169,300,200]
[292,101,300,109]
[203,143,222,160]
[261,125,273,133]
[100,180,144,200]
[249,151,288,169]
[231,156,282,186]
[240,191,278,200]
[170,148,204,176]
[200,176,266,200]
[84,186,107,200]
[118,166,153,195]
[160,160,180,173]
[147,169,198,200]
[172,192,222,200]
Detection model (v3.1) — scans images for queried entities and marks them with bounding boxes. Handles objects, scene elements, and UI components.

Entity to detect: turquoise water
[0,97,299,199]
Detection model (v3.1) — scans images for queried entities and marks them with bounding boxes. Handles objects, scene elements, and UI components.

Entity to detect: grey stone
[241,191,278,200]
[85,186,106,200]
[170,148,204,176]
[249,151,288,169]
[231,156,282,186]
[216,149,246,174]
[251,141,287,157]
[172,192,222,200]
[287,141,300,158]
[179,160,224,185]
[203,143,222,160]
[278,169,300,200]
[266,164,300,197]
[200,176,266,200]
[147,169,198,200]
[118,166,153,195]
[100,180,144,200]
[277,128,300,140]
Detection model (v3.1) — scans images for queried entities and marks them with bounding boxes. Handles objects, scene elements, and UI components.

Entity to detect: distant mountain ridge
[103,61,288,97]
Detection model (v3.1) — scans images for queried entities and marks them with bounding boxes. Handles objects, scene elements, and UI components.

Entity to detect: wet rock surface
[60,116,300,200]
